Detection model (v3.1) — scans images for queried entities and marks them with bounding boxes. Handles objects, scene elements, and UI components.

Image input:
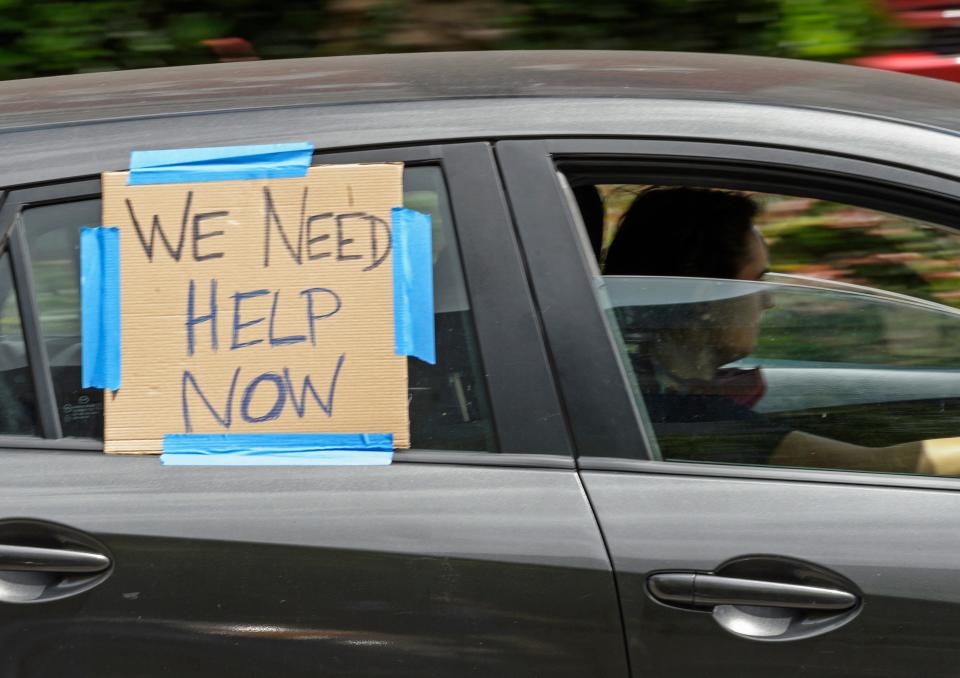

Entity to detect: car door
[0,136,627,677]
[499,136,960,678]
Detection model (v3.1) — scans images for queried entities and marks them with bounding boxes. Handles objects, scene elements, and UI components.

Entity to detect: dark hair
[603,187,758,278]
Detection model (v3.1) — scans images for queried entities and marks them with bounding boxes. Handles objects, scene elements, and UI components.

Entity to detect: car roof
[4,50,960,134]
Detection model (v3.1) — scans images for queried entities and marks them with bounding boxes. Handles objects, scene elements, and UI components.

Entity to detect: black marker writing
[180,355,346,432]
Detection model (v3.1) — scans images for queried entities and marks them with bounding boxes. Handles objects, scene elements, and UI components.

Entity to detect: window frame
[0,142,573,466]
[0,178,100,448]
[496,136,960,488]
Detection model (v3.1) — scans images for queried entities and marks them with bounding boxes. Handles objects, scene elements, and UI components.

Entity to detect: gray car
[4,50,960,677]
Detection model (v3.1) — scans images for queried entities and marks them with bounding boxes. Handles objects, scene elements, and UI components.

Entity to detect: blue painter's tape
[163,432,393,454]
[160,451,394,466]
[392,207,435,364]
[128,142,314,185]
[80,227,121,390]
[160,433,394,466]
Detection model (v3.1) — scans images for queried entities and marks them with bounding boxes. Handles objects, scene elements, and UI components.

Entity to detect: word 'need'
[125,187,391,269]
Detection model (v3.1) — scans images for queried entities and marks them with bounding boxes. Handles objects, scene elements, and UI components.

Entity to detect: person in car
[604,186,960,476]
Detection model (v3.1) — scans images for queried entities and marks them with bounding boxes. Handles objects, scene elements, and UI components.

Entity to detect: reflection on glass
[597,186,960,309]
[23,201,103,439]
[403,166,496,452]
[605,276,960,474]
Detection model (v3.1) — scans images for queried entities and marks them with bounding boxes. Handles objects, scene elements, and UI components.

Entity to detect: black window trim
[497,137,960,486]
[0,179,100,443]
[552,142,960,232]
[578,456,960,493]
[497,139,654,463]
[317,142,572,459]
[0,144,574,465]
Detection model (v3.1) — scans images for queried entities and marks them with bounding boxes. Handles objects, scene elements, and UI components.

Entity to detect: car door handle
[0,543,111,574]
[649,572,857,611]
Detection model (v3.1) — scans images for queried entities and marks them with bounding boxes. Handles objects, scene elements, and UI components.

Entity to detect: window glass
[22,201,104,439]
[0,248,38,435]
[756,195,960,309]
[569,179,960,477]
[20,168,495,451]
[606,276,960,475]
[404,166,495,451]
[596,185,960,308]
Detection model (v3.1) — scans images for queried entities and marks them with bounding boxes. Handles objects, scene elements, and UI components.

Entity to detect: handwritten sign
[100,164,408,454]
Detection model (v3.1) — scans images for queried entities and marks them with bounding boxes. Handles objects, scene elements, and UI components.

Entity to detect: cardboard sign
[100,164,408,454]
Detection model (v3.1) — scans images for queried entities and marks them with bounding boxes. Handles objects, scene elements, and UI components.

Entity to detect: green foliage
[0,0,908,80]
[501,0,782,54]
[502,0,901,59]
[778,0,900,59]
[0,0,333,80]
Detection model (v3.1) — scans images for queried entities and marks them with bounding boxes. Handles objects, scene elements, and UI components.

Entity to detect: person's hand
[771,431,960,476]
[914,437,960,476]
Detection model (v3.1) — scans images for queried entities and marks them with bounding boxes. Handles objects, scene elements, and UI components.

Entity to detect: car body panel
[582,470,960,678]
[5,99,960,190]
[496,131,960,676]
[0,450,625,677]
[4,51,960,190]
[0,129,625,676]
[4,50,960,134]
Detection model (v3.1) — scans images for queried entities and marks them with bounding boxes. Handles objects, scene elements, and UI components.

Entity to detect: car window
[569,181,960,477]
[605,276,960,474]
[22,200,104,439]
[16,165,496,452]
[402,166,495,451]
[0,248,38,436]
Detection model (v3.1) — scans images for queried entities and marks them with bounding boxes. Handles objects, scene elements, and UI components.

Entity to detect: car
[5,50,960,677]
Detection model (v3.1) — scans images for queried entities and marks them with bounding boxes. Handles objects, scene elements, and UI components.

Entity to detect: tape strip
[160,452,394,466]
[128,142,314,185]
[160,433,394,466]
[392,207,435,364]
[80,227,121,390]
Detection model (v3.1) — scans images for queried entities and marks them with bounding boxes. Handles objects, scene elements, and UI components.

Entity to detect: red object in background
[851,1,960,81]
[201,37,259,63]
[852,52,960,82]
[882,0,960,27]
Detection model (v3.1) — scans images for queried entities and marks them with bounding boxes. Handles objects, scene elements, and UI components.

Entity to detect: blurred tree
[0,0,906,81]
[0,0,335,79]
[777,0,901,59]
[501,0,901,60]
[501,0,782,54]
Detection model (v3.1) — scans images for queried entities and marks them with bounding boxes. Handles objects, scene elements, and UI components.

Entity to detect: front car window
[570,178,960,477]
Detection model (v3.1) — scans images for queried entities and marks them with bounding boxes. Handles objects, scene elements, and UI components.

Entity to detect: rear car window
[10,166,496,452]
[22,200,104,439]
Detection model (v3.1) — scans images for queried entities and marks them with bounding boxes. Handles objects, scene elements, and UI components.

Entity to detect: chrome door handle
[0,543,111,574]
[649,572,857,611]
